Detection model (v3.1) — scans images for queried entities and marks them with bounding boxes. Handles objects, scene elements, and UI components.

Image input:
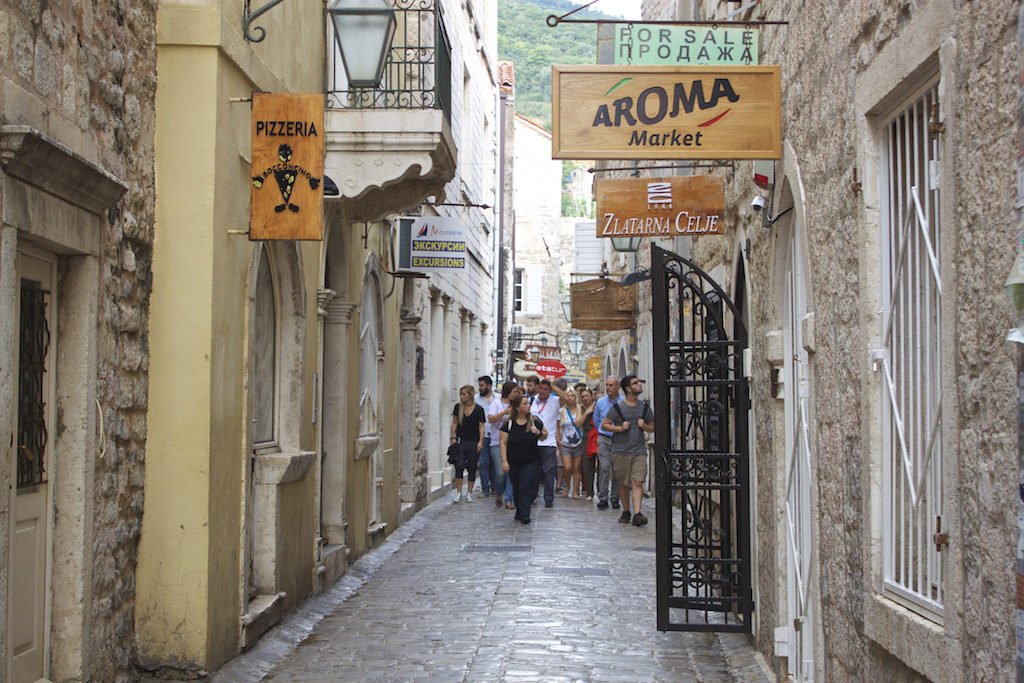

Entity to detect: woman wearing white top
[556,388,585,499]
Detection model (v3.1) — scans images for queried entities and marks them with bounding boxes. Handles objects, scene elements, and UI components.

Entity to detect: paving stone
[210,494,772,682]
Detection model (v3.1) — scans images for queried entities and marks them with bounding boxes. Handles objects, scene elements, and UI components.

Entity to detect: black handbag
[447,441,459,465]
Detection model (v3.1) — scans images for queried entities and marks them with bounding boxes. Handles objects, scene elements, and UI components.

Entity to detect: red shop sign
[535,358,568,379]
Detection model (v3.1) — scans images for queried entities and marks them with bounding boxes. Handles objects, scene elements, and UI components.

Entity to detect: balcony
[324,0,455,222]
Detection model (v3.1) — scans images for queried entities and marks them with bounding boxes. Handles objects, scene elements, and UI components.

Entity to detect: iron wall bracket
[243,0,290,42]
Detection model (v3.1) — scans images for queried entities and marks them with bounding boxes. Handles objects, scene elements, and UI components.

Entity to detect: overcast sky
[574,0,642,20]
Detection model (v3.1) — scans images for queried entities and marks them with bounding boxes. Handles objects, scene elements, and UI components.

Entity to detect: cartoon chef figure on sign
[252,143,320,213]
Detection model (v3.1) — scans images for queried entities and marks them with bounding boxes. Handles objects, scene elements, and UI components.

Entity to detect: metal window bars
[17,279,50,489]
[880,83,943,619]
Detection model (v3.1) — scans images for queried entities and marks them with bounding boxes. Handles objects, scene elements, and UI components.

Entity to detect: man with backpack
[601,374,655,526]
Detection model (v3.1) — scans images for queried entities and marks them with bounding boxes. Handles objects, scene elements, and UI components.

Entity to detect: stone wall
[0,0,156,679]
[636,0,1017,679]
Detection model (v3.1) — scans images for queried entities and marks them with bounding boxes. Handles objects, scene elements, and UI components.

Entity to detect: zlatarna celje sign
[551,65,780,160]
[595,175,724,237]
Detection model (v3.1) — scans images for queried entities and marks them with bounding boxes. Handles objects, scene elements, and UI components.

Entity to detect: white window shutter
[526,269,543,316]
[575,220,602,274]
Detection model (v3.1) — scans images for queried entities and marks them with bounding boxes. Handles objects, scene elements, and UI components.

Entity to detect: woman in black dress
[450,384,486,502]
[500,394,547,524]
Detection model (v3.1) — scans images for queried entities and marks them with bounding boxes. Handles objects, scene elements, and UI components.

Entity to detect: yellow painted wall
[136,40,218,669]
[139,1,325,672]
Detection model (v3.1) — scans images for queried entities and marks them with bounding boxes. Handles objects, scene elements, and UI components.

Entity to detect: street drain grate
[632,546,657,552]
[463,544,532,553]
[542,567,611,577]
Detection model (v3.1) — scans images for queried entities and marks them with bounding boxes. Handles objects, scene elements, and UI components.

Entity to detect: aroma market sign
[551,65,780,160]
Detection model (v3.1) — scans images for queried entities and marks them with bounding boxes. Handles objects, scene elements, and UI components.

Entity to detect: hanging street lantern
[566,332,584,357]
[328,0,397,88]
[561,295,572,323]
[610,235,643,252]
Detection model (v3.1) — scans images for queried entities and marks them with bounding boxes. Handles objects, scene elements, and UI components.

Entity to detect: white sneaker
[452,491,461,503]
[464,492,473,502]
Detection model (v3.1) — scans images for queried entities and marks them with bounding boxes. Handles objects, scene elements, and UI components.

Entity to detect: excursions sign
[551,65,780,160]
[396,216,468,272]
[595,175,724,237]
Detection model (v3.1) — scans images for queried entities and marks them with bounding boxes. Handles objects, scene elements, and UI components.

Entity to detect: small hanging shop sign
[595,175,724,237]
[552,65,780,160]
[610,24,759,66]
[250,92,324,240]
[396,216,468,272]
[570,278,635,331]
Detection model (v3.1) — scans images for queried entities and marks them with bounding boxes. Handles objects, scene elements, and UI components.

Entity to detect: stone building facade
[0,1,157,680]
[631,0,1018,680]
[510,114,572,366]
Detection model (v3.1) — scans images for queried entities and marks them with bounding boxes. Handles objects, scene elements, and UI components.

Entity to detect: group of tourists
[449,372,654,526]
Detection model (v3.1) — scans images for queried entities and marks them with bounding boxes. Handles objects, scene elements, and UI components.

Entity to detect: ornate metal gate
[651,245,752,632]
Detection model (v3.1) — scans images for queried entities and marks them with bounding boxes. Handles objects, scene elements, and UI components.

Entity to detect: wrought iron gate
[651,245,752,632]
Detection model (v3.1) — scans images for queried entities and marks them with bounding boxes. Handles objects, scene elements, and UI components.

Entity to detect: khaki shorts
[611,452,647,484]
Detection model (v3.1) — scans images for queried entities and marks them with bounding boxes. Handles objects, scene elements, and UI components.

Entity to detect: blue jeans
[488,444,508,499]
[508,457,541,521]
[539,446,558,505]
[477,436,492,493]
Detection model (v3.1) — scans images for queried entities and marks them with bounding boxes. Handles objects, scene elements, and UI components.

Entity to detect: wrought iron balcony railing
[327,0,451,121]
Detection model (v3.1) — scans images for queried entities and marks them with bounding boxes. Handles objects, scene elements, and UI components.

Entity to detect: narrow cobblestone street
[208,490,772,682]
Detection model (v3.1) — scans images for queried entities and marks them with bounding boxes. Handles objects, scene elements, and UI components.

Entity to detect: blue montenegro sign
[397,216,468,272]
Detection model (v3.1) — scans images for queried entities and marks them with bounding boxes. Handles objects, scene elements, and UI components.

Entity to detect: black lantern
[328,0,397,88]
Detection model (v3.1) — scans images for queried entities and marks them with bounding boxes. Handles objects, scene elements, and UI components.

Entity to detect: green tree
[498,0,612,129]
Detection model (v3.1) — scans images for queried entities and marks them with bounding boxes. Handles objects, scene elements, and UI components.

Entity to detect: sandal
[505,501,515,510]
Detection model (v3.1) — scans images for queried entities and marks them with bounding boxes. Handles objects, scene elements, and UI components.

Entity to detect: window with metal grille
[17,278,50,489]
[513,269,523,311]
[879,81,943,620]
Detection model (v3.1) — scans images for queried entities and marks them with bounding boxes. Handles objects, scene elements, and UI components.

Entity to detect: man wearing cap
[601,374,655,526]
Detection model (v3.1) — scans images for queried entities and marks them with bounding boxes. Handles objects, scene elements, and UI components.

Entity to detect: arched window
[254,249,277,445]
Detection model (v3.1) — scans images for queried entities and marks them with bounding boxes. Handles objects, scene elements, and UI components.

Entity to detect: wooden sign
[250,92,324,240]
[552,65,780,160]
[570,278,635,331]
[596,175,724,237]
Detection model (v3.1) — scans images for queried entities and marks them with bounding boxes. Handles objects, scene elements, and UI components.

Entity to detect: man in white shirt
[530,378,561,507]
[474,375,495,496]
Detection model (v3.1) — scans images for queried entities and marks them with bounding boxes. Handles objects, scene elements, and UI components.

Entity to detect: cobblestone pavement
[210,490,772,683]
